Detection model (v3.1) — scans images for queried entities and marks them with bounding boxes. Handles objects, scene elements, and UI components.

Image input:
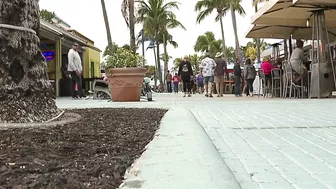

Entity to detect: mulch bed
[0,108,167,189]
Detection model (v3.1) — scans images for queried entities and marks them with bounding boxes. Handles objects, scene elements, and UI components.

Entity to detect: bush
[103,47,143,69]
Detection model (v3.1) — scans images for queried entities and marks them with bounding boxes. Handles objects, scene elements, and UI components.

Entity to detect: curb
[120,108,241,189]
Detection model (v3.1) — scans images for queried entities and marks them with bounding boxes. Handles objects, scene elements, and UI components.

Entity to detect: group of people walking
[171,52,228,97]
[170,52,260,98]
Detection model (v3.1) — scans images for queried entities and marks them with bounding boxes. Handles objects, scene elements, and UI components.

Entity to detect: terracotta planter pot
[106,67,147,102]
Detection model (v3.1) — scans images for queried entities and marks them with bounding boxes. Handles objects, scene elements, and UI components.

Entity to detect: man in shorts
[214,52,227,97]
[200,52,216,97]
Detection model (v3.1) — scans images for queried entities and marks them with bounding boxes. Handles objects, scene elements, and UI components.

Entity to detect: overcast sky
[39,0,278,68]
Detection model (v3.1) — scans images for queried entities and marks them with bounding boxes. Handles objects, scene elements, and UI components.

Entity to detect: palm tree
[160,53,172,63]
[0,0,59,123]
[137,0,183,86]
[173,57,183,69]
[195,0,229,58]
[194,31,223,57]
[158,29,183,82]
[226,0,245,63]
[225,46,236,63]
[189,54,202,73]
[244,39,270,61]
[101,0,113,55]
[121,0,136,53]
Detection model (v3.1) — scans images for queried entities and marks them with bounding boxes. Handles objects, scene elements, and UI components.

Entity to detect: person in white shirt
[290,40,308,84]
[200,52,216,97]
[68,43,85,98]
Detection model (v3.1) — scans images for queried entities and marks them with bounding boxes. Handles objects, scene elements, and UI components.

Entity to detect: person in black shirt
[233,59,242,97]
[178,55,193,97]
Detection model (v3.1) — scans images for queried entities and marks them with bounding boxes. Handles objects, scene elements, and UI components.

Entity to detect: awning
[246,24,336,40]
[293,0,336,7]
[251,0,336,26]
[249,0,336,40]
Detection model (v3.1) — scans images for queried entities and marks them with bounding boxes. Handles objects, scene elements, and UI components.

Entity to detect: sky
[39,0,278,68]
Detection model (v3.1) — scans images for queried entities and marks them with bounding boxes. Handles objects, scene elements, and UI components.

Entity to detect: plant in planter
[103,46,147,102]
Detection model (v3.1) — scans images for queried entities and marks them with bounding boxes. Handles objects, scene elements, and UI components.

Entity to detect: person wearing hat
[200,52,216,97]
[68,42,85,99]
[214,52,227,97]
[178,55,193,97]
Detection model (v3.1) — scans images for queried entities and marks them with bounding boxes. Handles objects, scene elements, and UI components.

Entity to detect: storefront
[39,19,101,97]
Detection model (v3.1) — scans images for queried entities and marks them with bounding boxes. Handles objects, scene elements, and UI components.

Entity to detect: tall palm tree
[225,0,245,64]
[137,0,183,85]
[158,27,184,82]
[194,31,223,57]
[101,0,113,55]
[0,0,59,123]
[121,0,136,53]
[195,0,229,58]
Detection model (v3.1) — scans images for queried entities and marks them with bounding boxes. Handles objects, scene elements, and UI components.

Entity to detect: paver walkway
[57,93,336,189]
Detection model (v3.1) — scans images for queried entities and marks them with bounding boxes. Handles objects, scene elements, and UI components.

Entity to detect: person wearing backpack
[243,58,256,97]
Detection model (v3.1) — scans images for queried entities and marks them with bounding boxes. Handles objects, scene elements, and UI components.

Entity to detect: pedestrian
[178,55,193,97]
[244,58,257,97]
[165,70,172,93]
[68,42,85,99]
[172,73,180,93]
[196,72,204,94]
[200,52,216,97]
[214,52,227,97]
[233,59,242,97]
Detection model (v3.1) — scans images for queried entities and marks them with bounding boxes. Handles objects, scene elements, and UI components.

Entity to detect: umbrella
[293,0,336,6]
[250,0,336,40]
[245,24,330,39]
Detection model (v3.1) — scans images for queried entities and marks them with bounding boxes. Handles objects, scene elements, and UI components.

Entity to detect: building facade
[39,18,101,97]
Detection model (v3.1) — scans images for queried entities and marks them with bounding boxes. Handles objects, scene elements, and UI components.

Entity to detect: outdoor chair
[92,79,112,99]
[282,61,304,98]
[271,68,282,97]
[258,69,269,97]
[224,83,233,94]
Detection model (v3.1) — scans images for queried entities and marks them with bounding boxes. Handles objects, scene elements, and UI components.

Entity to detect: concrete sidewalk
[120,108,241,189]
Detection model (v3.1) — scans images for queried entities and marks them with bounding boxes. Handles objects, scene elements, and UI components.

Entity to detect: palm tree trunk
[219,16,226,58]
[153,47,158,88]
[163,34,168,87]
[231,9,241,64]
[0,0,59,123]
[155,40,163,86]
[101,0,113,54]
[128,0,136,53]
[255,4,261,63]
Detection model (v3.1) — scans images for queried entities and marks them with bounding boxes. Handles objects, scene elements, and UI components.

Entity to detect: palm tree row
[102,0,270,84]
[195,0,245,63]
[140,0,185,85]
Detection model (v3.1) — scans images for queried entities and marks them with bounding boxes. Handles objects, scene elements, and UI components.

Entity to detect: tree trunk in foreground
[0,0,59,123]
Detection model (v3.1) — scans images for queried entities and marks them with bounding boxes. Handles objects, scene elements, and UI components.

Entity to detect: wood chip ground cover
[0,108,167,189]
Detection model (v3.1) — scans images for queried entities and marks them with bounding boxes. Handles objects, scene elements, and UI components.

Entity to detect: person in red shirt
[172,73,181,93]
[260,56,274,88]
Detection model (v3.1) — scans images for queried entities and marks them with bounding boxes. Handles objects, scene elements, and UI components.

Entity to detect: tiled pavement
[192,98,336,189]
[57,94,336,188]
